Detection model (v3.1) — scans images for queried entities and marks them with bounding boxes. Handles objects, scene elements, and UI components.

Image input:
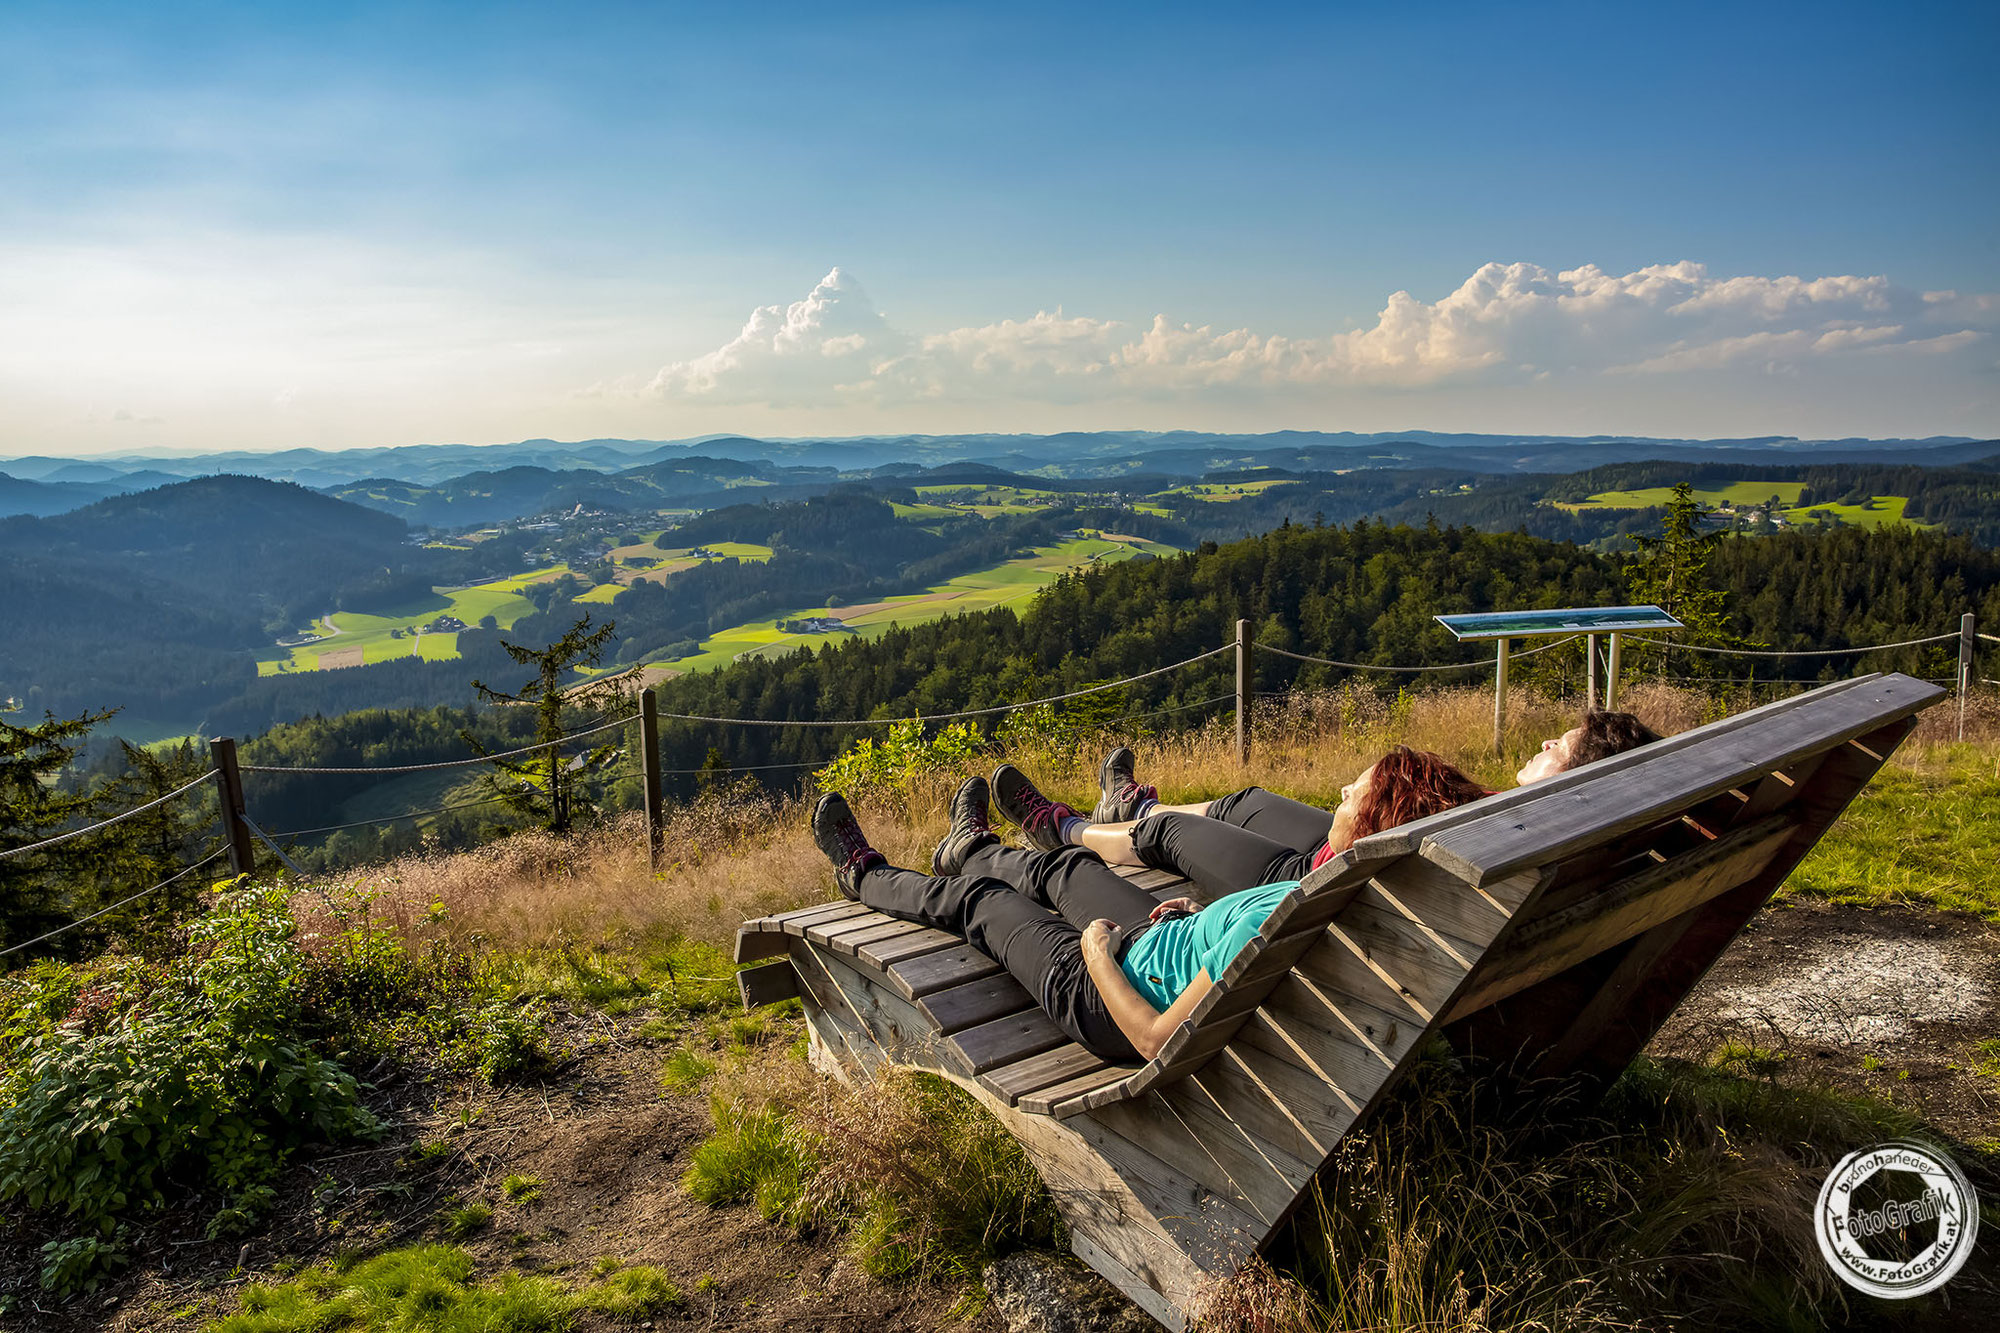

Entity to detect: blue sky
[4,0,1996,454]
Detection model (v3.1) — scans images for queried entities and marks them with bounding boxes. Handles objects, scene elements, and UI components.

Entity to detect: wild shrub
[0,885,383,1292]
[812,717,990,801]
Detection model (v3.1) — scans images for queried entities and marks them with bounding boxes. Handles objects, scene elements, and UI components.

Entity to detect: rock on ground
[983,1252,1158,1333]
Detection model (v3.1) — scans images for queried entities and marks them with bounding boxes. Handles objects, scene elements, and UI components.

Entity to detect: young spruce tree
[465,613,621,835]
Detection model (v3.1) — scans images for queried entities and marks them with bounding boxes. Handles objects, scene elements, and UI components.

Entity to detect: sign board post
[1434,606,1684,755]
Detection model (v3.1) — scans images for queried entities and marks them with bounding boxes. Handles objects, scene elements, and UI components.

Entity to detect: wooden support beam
[737,960,799,1010]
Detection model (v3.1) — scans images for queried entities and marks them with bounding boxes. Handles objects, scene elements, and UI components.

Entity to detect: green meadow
[1560,482,1928,530]
[664,533,1180,674]
[261,543,775,673]
[911,483,1063,516]
[1157,478,1297,502]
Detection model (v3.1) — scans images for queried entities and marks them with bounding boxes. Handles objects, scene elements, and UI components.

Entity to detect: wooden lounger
[734,672,1942,1328]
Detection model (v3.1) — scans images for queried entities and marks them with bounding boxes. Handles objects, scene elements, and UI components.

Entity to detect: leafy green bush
[0,886,383,1292]
[813,717,990,800]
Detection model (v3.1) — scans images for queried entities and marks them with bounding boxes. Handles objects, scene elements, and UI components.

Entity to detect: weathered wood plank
[1325,901,1477,1018]
[781,900,873,936]
[1444,816,1797,1021]
[919,974,1036,1035]
[1419,675,1942,884]
[820,917,928,957]
[737,961,799,1010]
[952,1008,1070,1075]
[734,929,793,964]
[806,909,900,950]
[976,1042,1115,1105]
[1024,1066,1135,1115]
[886,943,1003,1000]
[858,926,962,969]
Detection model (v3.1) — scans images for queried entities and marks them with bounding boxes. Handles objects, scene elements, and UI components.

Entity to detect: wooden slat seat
[732,672,1943,1328]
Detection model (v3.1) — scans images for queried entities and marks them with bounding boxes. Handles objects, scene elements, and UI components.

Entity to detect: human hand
[1081,919,1118,960]
[1150,897,1198,921]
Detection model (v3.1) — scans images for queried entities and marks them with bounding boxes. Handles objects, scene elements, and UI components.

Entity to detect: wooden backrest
[1044,672,1943,1117]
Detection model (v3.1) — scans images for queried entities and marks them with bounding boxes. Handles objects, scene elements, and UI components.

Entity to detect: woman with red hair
[807,749,1491,1065]
[991,746,1491,901]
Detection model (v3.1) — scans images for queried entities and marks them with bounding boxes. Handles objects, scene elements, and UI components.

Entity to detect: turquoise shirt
[1117,880,1297,1012]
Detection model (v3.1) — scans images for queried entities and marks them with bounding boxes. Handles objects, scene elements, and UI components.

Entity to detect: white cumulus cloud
[643,261,1995,407]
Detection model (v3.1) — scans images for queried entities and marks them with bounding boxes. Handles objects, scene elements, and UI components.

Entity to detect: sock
[1058,815,1090,844]
[1131,796,1159,819]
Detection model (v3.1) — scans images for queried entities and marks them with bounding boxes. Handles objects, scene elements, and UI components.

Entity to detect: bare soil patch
[1654,899,2000,1145]
[314,647,365,670]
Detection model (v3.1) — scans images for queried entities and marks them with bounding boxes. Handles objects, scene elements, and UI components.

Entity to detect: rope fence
[240,714,636,774]
[651,644,1236,727]
[1251,634,1581,672]
[5,612,1993,954]
[1625,631,1960,658]
[0,846,228,958]
[0,770,216,862]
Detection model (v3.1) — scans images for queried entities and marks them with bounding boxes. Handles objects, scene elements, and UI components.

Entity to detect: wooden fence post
[1235,618,1251,767]
[1492,638,1509,755]
[1605,632,1623,711]
[1585,633,1599,712]
[210,737,256,877]
[640,688,664,867]
[1961,612,1976,743]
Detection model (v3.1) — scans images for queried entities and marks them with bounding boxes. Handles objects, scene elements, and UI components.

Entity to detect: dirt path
[1653,899,2000,1144]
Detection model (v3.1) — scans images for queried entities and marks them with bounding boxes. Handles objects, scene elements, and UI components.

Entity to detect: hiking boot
[1092,745,1157,824]
[932,776,1000,876]
[811,792,884,900]
[990,763,1077,853]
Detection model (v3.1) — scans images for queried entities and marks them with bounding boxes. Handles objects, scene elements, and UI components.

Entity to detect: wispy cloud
[645,262,1995,407]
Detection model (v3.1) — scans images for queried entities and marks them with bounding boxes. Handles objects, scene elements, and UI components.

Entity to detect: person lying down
[986,710,1661,902]
[807,748,1490,1065]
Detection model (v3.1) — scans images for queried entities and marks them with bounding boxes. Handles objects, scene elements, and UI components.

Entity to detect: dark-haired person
[1512,709,1662,785]
[1026,708,1663,866]
[807,753,1491,1062]
[991,746,1492,903]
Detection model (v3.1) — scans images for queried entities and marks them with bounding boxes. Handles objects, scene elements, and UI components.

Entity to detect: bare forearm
[1082,938,1170,1057]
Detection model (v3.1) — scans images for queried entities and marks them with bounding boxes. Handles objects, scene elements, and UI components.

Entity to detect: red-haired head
[1329,745,1490,853]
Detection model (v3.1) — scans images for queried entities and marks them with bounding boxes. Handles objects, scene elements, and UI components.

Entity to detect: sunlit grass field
[1559,482,1928,531]
[1158,478,1298,502]
[665,534,1179,674]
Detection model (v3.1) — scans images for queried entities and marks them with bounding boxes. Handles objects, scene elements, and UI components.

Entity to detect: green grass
[889,501,961,520]
[1784,746,2000,917]
[208,1244,680,1332]
[259,543,775,673]
[1558,482,1930,531]
[662,534,1180,674]
[910,483,1063,516]
[1154,478,1297,502]
[1562,481,1807,510]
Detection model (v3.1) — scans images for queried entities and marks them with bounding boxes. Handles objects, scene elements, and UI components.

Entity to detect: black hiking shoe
[990,763,1077,853]
[1092,746,1157,824]
[811,792,884,900]
[932,776,1000,876]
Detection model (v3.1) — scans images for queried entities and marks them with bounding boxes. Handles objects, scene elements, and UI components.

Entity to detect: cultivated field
[666,533,1180,674]
[1559,481,1928,530]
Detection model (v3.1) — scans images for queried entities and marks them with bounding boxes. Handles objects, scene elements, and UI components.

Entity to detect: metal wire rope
[265,795,519,840]
[0,846,229,957]
[0,770,217,862]
[1625,631,1959,657]
[650,645,1236,727]
[239,713,636,774]
[1251,634,1581,672]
